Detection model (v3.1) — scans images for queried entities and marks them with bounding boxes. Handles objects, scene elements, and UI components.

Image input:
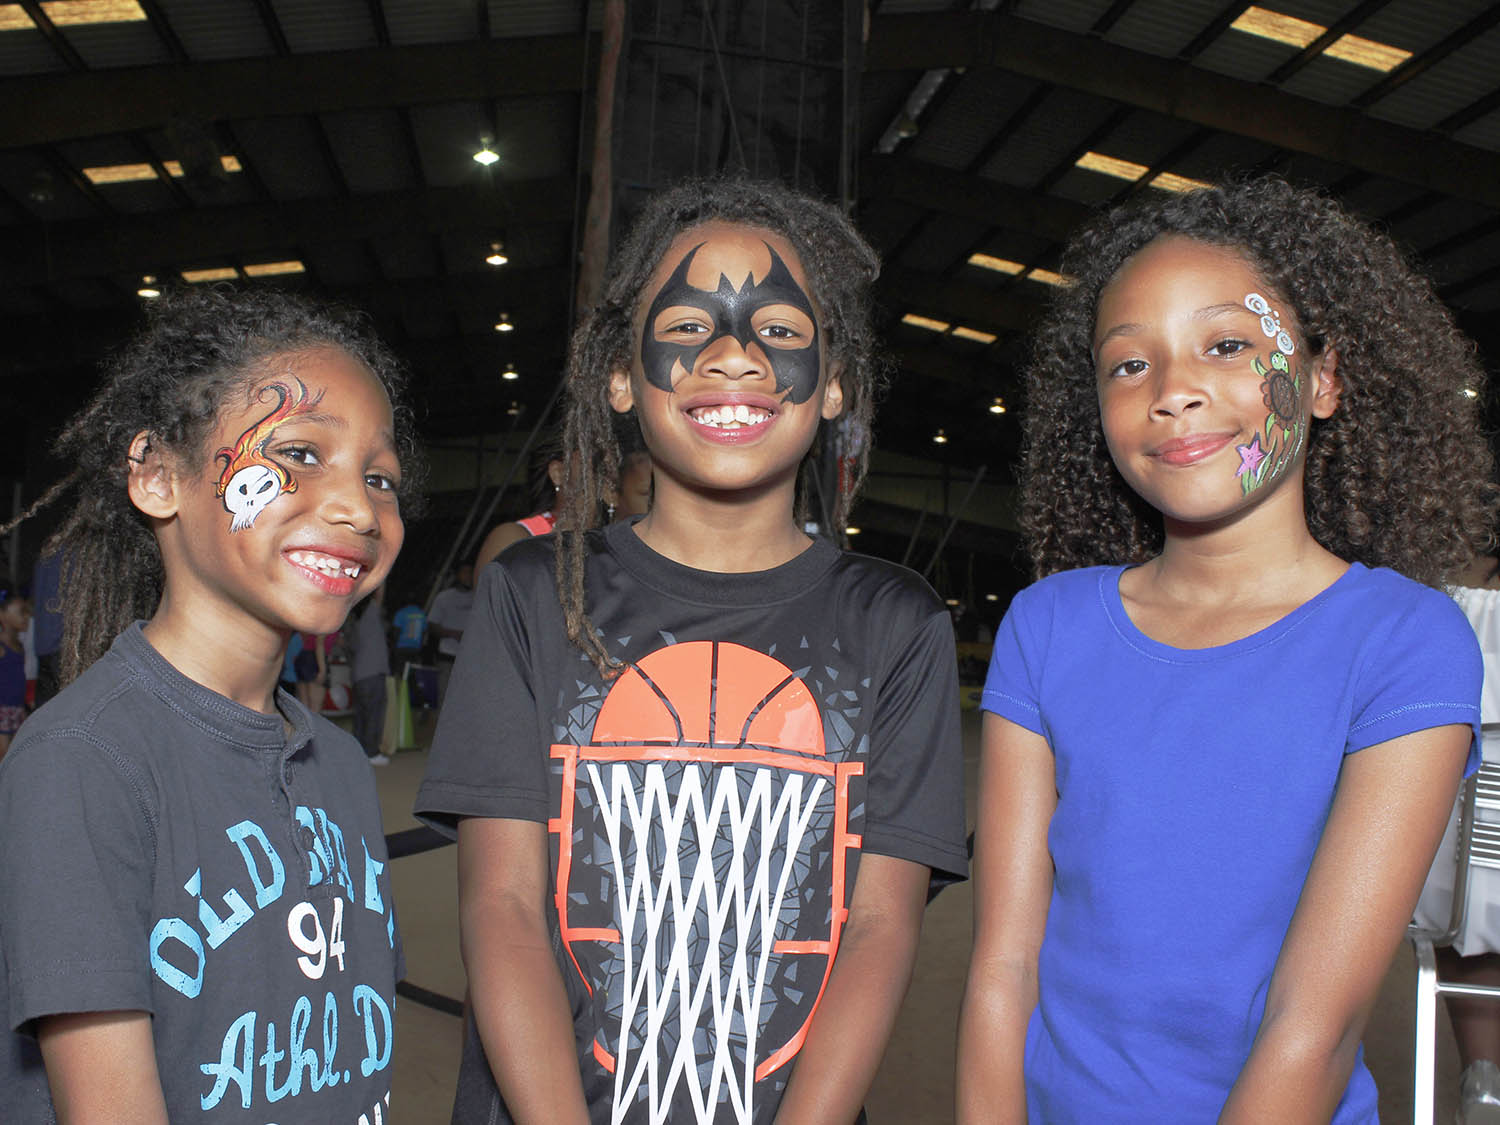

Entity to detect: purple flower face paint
[640,241,822,405]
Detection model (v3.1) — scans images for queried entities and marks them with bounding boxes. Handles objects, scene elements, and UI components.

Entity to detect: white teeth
[690,405,771,428]
[289,550,361,580]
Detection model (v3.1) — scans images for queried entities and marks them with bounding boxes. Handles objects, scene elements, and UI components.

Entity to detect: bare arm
[956,713,1056,1125]
[458,816,589,1125]
[38,1010,168,1124]
[772,852,931,1125]
[1220,724,1470,1122]
[475,523,530,575]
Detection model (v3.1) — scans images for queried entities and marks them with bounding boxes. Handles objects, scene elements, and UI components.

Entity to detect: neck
[631,473,809,572]
[1147,484,1343,602]
[143,589,287,714]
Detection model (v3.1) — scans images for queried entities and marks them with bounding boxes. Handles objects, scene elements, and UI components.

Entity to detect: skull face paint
[214,378,321,532]
[640,241,821,404]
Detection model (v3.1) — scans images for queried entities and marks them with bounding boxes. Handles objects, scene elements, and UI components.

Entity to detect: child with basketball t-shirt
[416,180,968,1123]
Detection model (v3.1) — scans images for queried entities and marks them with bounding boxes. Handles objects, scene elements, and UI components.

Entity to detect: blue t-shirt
[391,605,425,654]
[981,563,1481,1124]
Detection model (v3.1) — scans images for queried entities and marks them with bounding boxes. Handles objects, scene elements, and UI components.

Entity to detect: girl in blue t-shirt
[957,177,1497,1123]
[0,288,418,1121]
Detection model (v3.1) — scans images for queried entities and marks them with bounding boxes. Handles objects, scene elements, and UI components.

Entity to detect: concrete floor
[374,710,1461,1123]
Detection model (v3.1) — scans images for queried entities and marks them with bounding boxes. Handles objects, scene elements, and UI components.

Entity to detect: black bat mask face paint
[640,241,822,405]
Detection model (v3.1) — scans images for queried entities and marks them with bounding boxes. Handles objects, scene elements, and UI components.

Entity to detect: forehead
[647,221,811,296]
[229,347,391,420]
[1100,235,1273,315]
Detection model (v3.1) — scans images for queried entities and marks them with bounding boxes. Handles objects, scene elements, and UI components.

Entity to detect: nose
[320,467,381,536]
[1149,356,1208,418]
[696,333,767,381]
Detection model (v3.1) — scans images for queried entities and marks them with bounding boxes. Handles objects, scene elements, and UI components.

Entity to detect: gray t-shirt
[0,623,402,1123]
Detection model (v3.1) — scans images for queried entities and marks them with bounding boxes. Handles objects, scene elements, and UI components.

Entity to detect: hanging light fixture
[137,274,161,298]
[988,396,1007,415]
[485,240,508,267]
[472,137,499,166]
[501,362,519,381]
[493,312,514,332]
[932,428,948,444]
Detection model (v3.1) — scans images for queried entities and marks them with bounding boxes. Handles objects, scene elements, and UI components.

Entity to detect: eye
[276,444,320,466]
[1207,338,1251,358]
[1104,358,1149,379]
[759,323,801,341]
[365,471,399,493]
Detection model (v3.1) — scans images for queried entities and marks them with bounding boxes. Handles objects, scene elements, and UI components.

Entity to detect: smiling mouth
[687,404,773,430]
[286,549,364,580]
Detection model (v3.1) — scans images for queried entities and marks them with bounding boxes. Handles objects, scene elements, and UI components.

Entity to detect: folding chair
[1410,761,1500,1124]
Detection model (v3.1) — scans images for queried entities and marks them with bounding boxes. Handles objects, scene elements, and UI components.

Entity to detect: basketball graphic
[550,640,863,1124]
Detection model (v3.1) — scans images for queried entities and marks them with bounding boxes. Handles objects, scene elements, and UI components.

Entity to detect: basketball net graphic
[550,641,862,1125]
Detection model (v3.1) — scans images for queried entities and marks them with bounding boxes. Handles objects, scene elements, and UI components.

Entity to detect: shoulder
[828,548,946,618]
[1005,565,1117,622]
[1330,565,1472,642]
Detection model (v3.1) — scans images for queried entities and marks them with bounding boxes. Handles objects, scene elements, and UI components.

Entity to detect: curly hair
[23,286,423,684]
[557,177,885,676]
[1023,175,1497,584]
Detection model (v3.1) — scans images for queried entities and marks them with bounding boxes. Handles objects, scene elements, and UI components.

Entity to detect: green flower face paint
[1234,293,1307,496]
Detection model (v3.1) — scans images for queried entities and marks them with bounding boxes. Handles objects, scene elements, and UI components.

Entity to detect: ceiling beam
[0,35,590,149]
[860,154,1092,243]
[867,11,1500,210]
[0,178,575,287]
[879,265,1044,335]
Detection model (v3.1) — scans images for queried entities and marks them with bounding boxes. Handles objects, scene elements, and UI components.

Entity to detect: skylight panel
[181,267,240,283]
[1231,6,1411,73]
[901,313,950,333]
[83,155,242,185]
[1075,151,1211,193]
[243,261,306,277]
[952,326,998,344]
[967,253,1025,275]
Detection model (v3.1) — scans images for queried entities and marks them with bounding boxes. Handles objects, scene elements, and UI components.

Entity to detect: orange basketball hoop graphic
[549,640,863,1124]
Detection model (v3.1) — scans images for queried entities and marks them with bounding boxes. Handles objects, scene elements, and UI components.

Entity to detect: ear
[1309,345,1342,420]
[546,458,565,490]
[608,366,635,414]
[819,363,845,421]
[125,430,180,520]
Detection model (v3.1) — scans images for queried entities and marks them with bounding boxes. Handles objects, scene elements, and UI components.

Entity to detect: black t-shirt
[416,521,967,1124]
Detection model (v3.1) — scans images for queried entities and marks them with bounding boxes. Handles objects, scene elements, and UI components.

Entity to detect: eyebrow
[1093,302,1251,353]
[280,410,348,429]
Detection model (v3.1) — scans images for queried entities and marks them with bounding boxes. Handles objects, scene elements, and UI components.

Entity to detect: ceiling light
[932,429,948,445]
[845,525,861,536]
[985,593,999,602]
[485,241,508,267]
[494,312,514,333]
[1463,387,1480,399]
[989,397,1007,415]
[953,326,997,344]
[136,274,160,299]
[243,260,304,277]
[501,363,519,381]
[506,400,523,416]
[967,253,1025,275]
[1231,5,1410,72]
[472,139,500,167]
[901,313,950,333]
[1026,268,1066,287]
[181,266,238,283]
[944,598,960,607]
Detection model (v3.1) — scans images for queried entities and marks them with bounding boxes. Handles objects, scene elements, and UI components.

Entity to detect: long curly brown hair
[557,178,885,676]
[1023,175,1497,583]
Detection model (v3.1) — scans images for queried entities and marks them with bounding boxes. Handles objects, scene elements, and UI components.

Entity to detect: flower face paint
[1234,292,1307,496]
[640,241,821,405]
[214,378,321,531]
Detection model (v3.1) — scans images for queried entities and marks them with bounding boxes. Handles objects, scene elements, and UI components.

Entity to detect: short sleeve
[1347,586,1482,769]
[0,735,156,1032]
[414,561,551,833]
[862,610,969,882]
[981,583,1049,737]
